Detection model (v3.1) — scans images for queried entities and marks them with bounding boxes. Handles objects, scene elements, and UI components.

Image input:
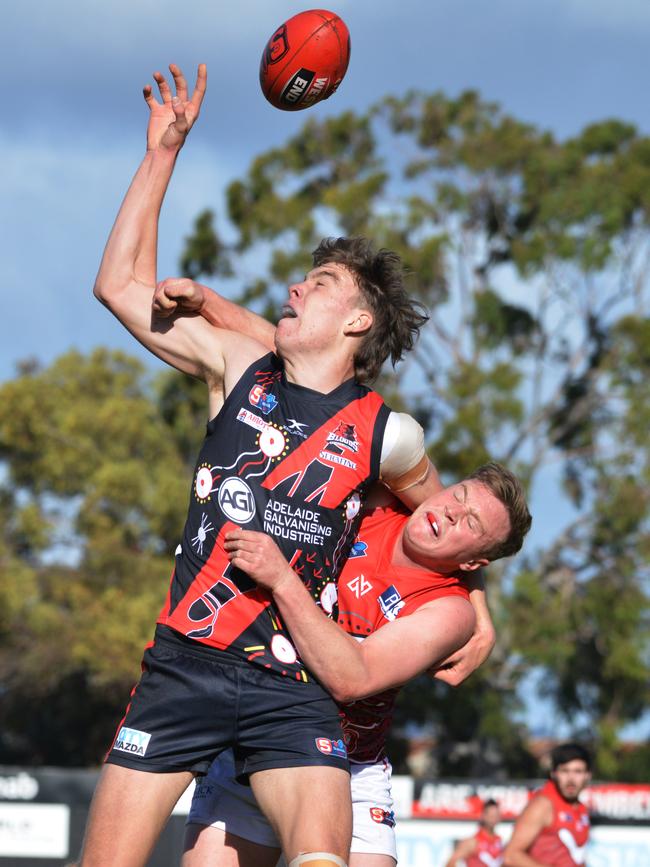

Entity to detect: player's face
[402,480,510,572]
[552,760,591,802]
[275,263,370,358]
[482,804,501,831]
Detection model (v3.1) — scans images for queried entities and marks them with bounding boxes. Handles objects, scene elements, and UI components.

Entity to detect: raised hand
[143,63,207,153]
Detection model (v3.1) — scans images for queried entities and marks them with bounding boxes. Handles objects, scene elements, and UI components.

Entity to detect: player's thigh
[250,765,352,861]
[79,763,193,866]
[183,824,280,867]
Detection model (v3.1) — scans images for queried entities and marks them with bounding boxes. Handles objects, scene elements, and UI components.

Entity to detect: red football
[259,9,351,111]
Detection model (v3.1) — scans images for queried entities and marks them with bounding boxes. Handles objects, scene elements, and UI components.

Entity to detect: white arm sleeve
[379,411,427,484]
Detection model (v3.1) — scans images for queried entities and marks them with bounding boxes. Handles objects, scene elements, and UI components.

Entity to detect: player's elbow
[93,276,121,307]
[327,673,369,703]
[329,682,357,703]
[331,674,375,703]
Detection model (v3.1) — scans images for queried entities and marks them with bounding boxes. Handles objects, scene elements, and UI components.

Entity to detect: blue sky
[4,1,649,738]
[4,0,650,382]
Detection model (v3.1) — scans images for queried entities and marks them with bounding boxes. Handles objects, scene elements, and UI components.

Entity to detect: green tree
[0,350,192,764]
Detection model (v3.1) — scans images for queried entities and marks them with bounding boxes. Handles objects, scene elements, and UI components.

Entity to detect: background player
[182,467,531,867]
[503,743,591,866]
[80,62,447,867]
[444,798,504,867]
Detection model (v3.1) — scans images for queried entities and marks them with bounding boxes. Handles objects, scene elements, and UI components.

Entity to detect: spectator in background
[503,743,591,866]
[444,798,504,866]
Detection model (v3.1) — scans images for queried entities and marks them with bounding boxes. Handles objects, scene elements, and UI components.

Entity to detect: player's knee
[288,854,347,867]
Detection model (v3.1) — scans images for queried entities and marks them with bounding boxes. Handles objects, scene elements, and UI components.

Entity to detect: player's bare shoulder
[219,329,275,397]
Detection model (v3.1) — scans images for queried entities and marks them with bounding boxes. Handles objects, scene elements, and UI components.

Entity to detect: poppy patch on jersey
[369,807,396,827]
[249,384,278,414]
[218,477,256,523]
[114,726,151,757]
[315,737,347,758]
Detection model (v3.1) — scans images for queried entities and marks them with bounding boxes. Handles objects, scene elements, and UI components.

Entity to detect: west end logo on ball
[280,68,316,106]
[218,477,256,524]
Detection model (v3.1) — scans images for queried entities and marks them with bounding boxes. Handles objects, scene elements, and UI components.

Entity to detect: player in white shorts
[187,750,397,865]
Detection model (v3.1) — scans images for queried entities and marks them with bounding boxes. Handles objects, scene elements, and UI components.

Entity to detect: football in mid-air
[259,9,351,111]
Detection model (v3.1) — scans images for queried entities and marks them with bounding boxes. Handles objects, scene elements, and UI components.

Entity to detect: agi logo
[218,477,256,523]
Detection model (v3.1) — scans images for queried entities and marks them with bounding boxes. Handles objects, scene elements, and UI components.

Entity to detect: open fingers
[190,63,208,114]
[154,70,173,104]
[142,83,160,109]
[169,63,188,103]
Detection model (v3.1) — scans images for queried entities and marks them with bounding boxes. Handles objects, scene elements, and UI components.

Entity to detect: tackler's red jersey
[334,499,470,762]
[467,827,504,867]
[157,353,389,680]
[528,780,590,866]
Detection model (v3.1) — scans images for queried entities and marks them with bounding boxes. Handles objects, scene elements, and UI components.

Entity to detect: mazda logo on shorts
[218,477,256,524]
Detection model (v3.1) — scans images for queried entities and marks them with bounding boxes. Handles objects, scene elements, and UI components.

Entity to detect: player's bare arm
[444,835,478,867]
[224,529,475,701]
[502,796,553,867]
[93,64,266,406]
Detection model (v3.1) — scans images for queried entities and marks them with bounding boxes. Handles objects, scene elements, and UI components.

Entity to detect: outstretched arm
[224,529,475,702]
[93,65,264,409]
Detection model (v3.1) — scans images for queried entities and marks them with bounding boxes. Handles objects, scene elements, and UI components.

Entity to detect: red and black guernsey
[335,500,470,762]
[157,353,390,680]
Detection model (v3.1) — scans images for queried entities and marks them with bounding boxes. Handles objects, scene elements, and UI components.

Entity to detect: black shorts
[105,628,349,779]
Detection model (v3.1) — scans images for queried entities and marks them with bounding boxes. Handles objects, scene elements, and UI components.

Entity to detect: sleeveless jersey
[528,780,590,866]
[334,499,470,762]
[157,353,390,679]
[467,827,504,867]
